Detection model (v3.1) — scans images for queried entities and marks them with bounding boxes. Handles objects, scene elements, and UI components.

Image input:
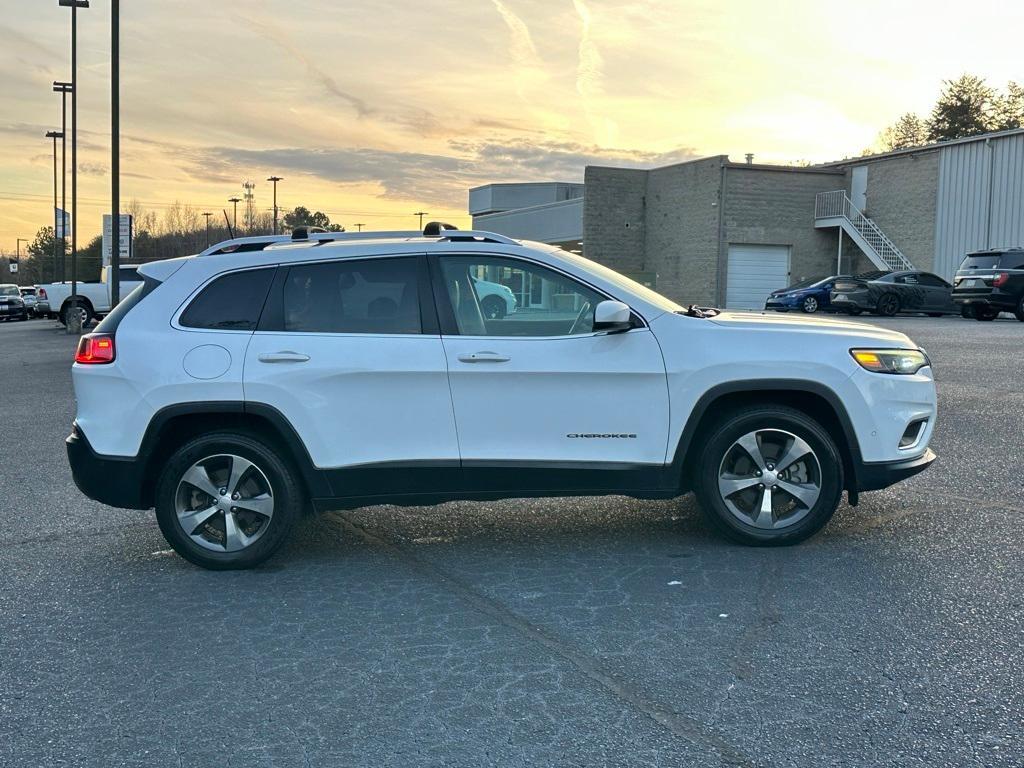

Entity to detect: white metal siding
[726,244,790,310]
[935,133,1024,279]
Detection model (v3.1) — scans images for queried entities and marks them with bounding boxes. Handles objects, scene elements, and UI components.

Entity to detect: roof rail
[198,230,421,256]
[422,221,519,245]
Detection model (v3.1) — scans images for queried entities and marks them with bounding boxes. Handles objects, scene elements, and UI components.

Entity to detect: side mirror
[593,300,633,333]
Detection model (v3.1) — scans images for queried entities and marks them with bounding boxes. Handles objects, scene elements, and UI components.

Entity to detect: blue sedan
[764,275,853,314]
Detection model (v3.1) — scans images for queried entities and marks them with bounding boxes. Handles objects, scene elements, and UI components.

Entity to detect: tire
[480,294,507,320]
[847,307,863,316]
[59,302,93,328]
[155,432,303,570]
[975,308,998,321]
[1015,296,1024,323]
[874,293,900,317]
[960,304,975,319]
[801,296,819,314]
[927,313,943,318]
[694,405,843,546]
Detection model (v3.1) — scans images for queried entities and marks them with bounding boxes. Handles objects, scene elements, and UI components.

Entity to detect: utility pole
[58,0,90,332]
[110,0,120,307]
[228,197,241,231]
[413,211,429,229]
[53,81,71,282]
[46,131,63,282]
[267,176,283,234]
[202,212,213,247]
[242,181,255,231]
[16,239,28,278]
[353,223,365,232]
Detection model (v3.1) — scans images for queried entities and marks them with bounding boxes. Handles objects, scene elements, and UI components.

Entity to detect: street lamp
[228,197,241,233]
[58,0,89,333]
[202,212,213,248]
[45,130,64,283]
[53,81,71,282]
[266,176,283,234]
[16,239,28,275]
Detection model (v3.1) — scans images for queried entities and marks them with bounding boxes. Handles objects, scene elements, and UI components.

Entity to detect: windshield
[960,253,1001,270]
[556,249,683,313]
[0,285,19,297]
[786,276,835,290]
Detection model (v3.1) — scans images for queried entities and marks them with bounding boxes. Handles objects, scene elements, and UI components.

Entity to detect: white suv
[67,225,937,569]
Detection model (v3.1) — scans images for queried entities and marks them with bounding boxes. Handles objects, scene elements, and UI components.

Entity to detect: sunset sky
[2,0,1022,251]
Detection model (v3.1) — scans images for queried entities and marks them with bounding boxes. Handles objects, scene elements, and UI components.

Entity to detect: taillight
[75,333,115,364]
[993,272,1009,287]
[38,287,47,299]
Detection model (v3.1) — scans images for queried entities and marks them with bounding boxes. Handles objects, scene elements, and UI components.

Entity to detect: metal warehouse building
[469,127,1024,309]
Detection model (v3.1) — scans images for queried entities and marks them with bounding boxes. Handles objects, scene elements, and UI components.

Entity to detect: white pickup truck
[37,265,142,326]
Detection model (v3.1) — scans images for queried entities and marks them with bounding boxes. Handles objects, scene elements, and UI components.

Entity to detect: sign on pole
[55,208,70,239]
[8,261,17,274]
[102,213,132,266]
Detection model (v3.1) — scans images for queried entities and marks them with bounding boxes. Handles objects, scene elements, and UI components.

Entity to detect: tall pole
[59,0,90,330]
[17,239,28,276]
[46,131,63,282]
[267,176,282,234]
[354,223,365,232]
[54,82,71,282]
[228,197,241,230]
[413,211,428,229]
[110,0,120,306]
[202,212,212,247]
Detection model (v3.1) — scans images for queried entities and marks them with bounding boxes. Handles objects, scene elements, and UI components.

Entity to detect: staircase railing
[814,190,913,272]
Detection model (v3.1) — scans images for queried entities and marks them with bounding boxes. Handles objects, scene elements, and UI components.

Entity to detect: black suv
[952,248,1024,322]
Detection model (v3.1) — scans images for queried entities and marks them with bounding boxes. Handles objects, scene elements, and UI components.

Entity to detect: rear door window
[179,268,276,331]
[279,257,422,334]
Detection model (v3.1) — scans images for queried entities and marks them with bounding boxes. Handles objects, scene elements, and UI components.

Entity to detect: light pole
[354,223,365,232]
[58,0,89,333]
[53,81,71,282]
[413,211,428,229]
[266,176,283,234]
[16,239,28,277]
[202,212,213,248]
[110,0,120,306]
[228,197,241,231]
[46,130,63,282]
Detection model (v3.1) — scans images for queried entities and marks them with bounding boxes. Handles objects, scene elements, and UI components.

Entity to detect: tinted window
[119,267,140,283]
[917,273,948,287]
[439,256,605,337]
[180,268,275,330]
[960,254,1001,270]
[282,257,421,334]
[896,274,919,285]
[1001,253,1024,270]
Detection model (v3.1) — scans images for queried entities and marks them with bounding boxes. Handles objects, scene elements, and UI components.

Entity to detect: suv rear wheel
[155,432,303,569]
[694,406,843,546]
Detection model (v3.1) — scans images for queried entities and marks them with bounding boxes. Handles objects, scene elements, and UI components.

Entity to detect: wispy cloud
[490,0,548,103]
[572,0,615,145]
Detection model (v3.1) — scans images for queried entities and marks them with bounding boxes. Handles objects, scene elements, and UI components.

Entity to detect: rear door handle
[457,351,510,363]
[258,351,310,363]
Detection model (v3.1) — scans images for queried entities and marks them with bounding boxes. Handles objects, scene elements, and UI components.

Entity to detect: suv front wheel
[694,406,843,546]
[155,432,303,569]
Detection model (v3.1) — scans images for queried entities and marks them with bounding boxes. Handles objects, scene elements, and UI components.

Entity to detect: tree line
[877,74,1023,152]
[8,203,345,286]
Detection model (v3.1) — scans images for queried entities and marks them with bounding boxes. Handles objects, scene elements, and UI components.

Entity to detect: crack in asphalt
[330,511,755,768]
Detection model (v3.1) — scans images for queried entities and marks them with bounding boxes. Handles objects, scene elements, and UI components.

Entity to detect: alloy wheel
[802,296,818,313]
[174,454,275,552]
[717,429,821,530]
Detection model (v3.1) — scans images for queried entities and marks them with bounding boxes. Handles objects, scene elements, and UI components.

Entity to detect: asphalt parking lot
[1,314,1022,767]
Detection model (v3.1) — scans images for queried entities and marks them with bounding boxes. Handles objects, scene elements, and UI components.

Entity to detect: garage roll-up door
[726,245,790,310]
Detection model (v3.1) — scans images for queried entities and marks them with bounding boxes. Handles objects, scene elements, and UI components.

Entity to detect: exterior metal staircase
[814,190,914,272]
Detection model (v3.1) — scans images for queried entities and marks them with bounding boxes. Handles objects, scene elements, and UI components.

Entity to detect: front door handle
[457,351,510,363]
[258,351,310,363]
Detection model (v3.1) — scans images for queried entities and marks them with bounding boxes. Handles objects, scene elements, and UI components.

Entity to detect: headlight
[850,348,930,375]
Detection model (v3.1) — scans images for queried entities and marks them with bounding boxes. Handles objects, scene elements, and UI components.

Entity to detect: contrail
[573,0,603,99]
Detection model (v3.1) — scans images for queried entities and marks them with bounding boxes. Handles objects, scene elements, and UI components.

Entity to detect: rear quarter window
[179,268,276,331]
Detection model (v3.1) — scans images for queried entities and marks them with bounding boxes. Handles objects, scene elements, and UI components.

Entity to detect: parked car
[0,284,28,321]
[67,225,937,569]
[765,275,851,314]
[829,270,957,317]
[18,287,38,317]
[473,276,518,319]
[33,286,53,318]
[951,248,1024,322]
[36,264,142,327]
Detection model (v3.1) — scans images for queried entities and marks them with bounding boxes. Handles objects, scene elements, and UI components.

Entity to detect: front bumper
[856,449,936,491]
[66,423,150,509]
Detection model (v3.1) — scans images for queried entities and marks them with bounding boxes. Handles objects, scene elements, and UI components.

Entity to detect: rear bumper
[856,449,936,492]
[952,289,1017,310]
[66,423,150,510]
